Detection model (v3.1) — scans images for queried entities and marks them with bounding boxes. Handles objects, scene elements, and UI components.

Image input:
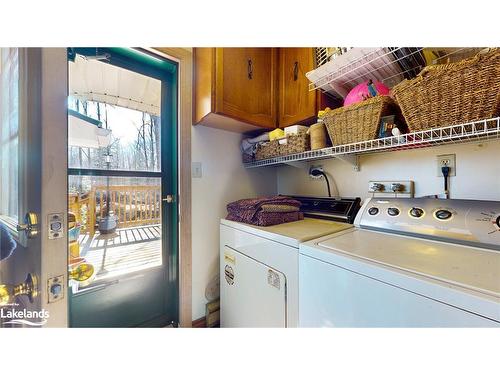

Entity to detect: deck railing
[70,185,162,236]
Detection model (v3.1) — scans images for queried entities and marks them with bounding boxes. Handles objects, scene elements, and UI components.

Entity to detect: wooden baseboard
[192,317,206,328]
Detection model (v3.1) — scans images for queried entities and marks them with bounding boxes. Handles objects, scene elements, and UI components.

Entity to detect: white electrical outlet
[192,162,203,178]
[309,165,324,179]
[437,154,456,176]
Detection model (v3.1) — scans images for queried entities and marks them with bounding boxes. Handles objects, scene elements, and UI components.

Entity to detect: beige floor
[78,225,162,282]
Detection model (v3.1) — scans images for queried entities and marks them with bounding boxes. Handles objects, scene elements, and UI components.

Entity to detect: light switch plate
[192,162,202,178]
[368,180,414,198]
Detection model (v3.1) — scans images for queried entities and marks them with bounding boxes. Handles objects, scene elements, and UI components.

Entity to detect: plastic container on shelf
[308,122,328,150]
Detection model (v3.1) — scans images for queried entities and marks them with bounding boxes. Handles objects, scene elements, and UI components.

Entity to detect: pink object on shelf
[343,81,390,107]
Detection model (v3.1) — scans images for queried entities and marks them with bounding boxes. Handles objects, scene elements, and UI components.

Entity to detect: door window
[68,55,161,173]
[67,55,165,292]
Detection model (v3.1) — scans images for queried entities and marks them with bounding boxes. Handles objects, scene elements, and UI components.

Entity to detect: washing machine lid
[221,218,352,248]
[302,229,500,297]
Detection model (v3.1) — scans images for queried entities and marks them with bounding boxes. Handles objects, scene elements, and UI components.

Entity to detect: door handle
[162,195,176,203]
[247,59,253,80]
[0,273,38,306]
[293,61,299,81]
[69,263,95,282]
[16,212,39,238]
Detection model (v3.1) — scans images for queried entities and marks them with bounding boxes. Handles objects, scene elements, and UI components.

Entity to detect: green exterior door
[67,48,178,327]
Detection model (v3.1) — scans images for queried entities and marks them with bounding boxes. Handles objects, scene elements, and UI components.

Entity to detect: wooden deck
[78,224,162,282]
[69,185,162,236]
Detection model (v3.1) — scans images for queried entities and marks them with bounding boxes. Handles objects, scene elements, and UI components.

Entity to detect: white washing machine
[299,197,500,327]
[220,196,360,327]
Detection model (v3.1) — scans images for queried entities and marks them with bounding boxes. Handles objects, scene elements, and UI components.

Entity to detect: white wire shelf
[307,47,484,98]
[243,118,500,169]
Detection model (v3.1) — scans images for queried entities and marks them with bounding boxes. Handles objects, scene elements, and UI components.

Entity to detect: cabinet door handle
[293,61,299,81]
[247,59,253,80]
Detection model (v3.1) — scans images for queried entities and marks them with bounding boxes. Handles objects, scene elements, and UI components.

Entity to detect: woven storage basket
[255,132,310,160]
[255,139,281,160]
[282,131,310,155]
[392,48,500,132]
[324,96,399,145]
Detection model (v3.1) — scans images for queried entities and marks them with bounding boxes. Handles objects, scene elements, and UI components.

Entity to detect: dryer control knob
[410,207,424,218]
[435,209,452,220]
[496,215,500,228]
[368,207,379,215]
[387,207,400,217]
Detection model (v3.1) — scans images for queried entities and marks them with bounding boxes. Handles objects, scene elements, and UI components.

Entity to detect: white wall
[278,140,500,201]
[191,125,277,320]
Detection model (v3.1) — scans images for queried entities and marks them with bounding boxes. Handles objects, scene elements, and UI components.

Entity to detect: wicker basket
[283,131,310,155]
[392,48,500,132]
[255,132,310,160]
[323,96,399,145]
[255,139,281,160]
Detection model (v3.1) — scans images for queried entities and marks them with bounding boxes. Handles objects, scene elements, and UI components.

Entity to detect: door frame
[153,48,192,327]
[67,47,180,326]
[1,47,192,328]
[41,48,69,327]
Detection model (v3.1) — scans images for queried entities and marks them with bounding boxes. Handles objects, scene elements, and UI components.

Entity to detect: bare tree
[149,114,155,169]
[152,115,160,170]
[69,98,161,174]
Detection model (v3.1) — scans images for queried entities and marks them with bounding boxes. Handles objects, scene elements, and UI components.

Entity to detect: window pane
[68,56,162,173]
[0,48,19,221]
[68,175,162,291]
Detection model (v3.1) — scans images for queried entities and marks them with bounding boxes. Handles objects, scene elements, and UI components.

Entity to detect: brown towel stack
[226,196,303,226]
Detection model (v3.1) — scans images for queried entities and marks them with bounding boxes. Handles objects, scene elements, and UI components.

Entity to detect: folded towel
[260,204,300,213]
[226,196,303,226]
[227,196,301,212]
[226,210,303,227]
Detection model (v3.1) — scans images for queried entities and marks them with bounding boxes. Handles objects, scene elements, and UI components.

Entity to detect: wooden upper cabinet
[194,48,278,132]
[278,48,318,128]
[193,47,338,133]
[217,48,277,128]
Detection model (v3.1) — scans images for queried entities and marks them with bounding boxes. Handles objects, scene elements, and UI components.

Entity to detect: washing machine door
[221,246,287,327]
